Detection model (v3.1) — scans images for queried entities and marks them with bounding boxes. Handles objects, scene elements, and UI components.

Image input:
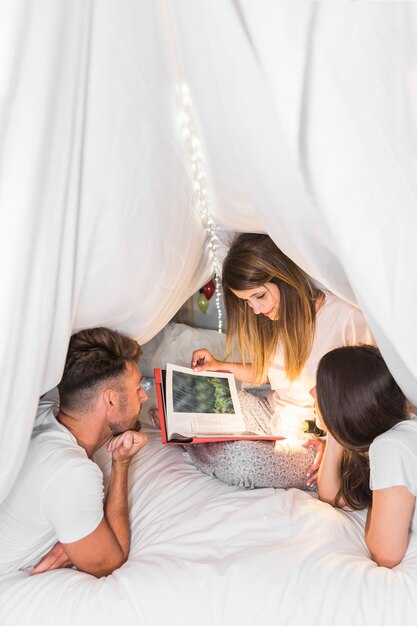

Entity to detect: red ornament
[202,279,215,301]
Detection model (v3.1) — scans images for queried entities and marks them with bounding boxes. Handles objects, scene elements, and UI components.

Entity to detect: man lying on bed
[0,327,148,578]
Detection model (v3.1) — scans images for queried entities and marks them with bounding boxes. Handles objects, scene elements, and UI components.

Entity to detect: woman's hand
[303,438,326,487]
[314,432,345,505]
[191,349,255,383]
[191,349,221,372]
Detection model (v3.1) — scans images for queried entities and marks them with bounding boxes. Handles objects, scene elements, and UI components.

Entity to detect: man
[0,327,148,578]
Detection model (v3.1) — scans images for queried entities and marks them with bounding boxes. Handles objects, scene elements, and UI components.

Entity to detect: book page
[191,414,248,437]
[165,364,246,439]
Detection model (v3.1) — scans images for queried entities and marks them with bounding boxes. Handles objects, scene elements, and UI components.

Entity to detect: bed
[1,325,417,626]
[2,419,417,626]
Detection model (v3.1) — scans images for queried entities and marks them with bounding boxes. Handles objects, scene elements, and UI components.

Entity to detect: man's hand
[30,541,72,575]
[38,431,148,578]
[107,431,147,464]
[303,437,326,487]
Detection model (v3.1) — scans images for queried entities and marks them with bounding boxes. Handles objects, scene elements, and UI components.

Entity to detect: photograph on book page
[165,363,245,438]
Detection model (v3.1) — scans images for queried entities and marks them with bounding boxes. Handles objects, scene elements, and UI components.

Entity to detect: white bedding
[2,403,417,626]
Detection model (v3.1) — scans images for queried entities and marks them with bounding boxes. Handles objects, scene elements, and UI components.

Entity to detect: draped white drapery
[0,0,416,501]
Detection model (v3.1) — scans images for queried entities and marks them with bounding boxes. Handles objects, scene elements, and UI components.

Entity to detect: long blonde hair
[222,234,323,384]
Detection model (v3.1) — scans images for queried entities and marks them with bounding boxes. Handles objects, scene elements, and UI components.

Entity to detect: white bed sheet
[1,399,417,626]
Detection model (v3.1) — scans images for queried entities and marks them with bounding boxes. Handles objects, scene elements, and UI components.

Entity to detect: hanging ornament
[197,292,209,314]
[202,279,215,301]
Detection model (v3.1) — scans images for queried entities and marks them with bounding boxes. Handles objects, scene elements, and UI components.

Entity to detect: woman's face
[231,282,280,320]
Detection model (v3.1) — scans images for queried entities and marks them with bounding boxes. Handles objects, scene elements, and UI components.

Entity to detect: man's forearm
[104,460,131,559]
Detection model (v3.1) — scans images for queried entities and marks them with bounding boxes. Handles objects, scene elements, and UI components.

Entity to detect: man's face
[108,362,148,436]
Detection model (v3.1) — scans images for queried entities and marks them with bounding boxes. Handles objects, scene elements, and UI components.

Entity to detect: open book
[154,363,284,444]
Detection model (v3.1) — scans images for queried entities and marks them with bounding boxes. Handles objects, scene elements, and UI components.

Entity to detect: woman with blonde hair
[188,233,373,489]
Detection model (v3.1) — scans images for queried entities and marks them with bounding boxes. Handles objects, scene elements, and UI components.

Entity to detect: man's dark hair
[58,327,142,412]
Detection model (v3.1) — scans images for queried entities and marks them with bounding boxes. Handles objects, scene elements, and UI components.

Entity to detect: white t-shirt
[0,395,104,574]
[267,291,374,436]
[369,416,417,532]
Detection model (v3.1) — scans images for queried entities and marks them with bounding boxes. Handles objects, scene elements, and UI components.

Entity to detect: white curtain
[0,0,416,501]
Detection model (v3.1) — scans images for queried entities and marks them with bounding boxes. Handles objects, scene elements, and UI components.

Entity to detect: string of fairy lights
[178,84,223,333]
[177,85,302,446]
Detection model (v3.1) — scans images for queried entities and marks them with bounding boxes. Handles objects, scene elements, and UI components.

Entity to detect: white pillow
[139,322,227,377]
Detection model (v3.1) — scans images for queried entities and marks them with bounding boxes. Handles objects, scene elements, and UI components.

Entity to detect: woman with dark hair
[188,233,373,489]
[314,345,416,568]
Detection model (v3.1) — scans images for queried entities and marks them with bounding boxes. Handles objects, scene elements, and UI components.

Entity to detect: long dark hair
[316,345,408,509]
[222,233,323,383]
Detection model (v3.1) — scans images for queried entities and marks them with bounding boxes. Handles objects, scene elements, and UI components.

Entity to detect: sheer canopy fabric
[0,0,416,500]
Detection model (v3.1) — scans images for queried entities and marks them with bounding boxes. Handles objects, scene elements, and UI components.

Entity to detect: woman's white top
[369,416,417,532]
[267,291,374,437]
